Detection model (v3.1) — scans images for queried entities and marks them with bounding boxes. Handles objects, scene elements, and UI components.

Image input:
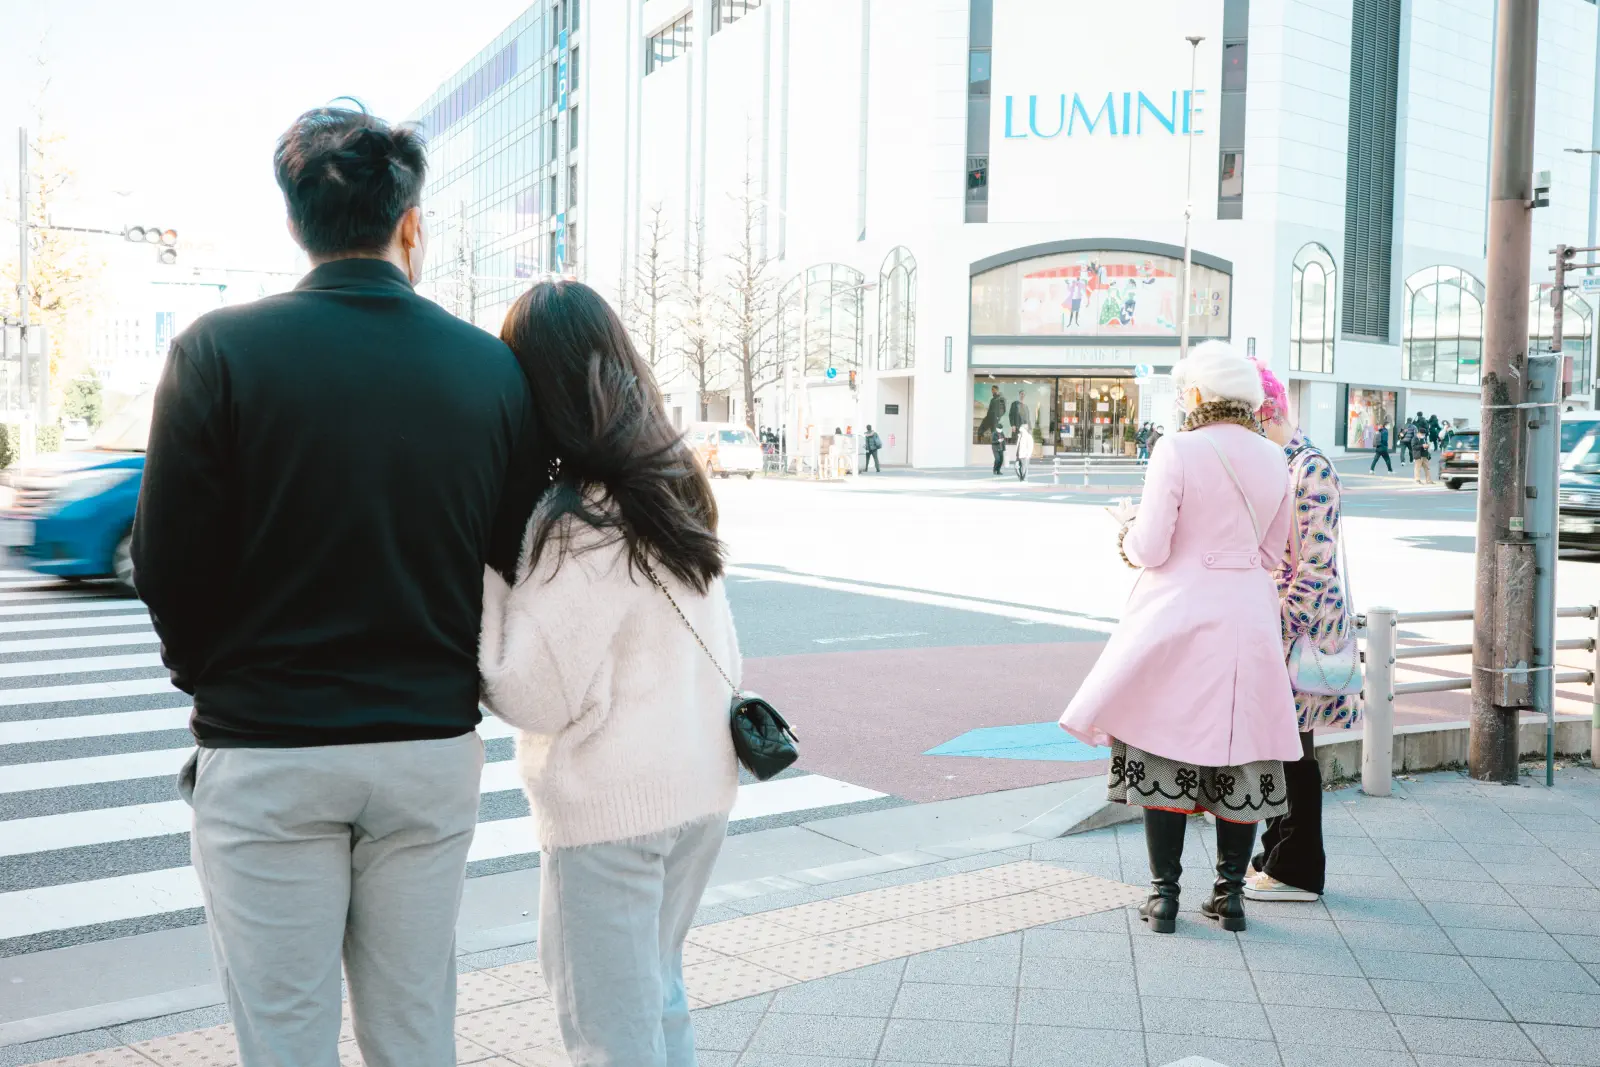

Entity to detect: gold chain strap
[639,559,736,693]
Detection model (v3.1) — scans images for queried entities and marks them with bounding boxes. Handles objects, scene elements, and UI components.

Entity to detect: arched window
[1530,284,1595,398]
[878,248,917,371]
[1403,267,1486,386]
[1289,243,1336,374]
[803,264,865,377]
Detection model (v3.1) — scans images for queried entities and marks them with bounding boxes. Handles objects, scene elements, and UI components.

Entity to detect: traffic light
[125,226,179,264]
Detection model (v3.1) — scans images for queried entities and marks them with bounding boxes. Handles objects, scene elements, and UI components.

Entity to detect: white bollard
[1362,607,1397,797]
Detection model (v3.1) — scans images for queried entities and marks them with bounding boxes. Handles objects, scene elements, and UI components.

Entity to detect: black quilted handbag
[641,562,799,781]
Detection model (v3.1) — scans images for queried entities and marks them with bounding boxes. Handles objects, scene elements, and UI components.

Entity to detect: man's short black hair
[274,107,427,257]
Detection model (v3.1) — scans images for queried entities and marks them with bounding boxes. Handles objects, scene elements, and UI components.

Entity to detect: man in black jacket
[133,107,540,1067]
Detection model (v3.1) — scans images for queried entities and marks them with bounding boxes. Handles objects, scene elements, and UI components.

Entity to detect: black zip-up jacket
[132,258,542,747]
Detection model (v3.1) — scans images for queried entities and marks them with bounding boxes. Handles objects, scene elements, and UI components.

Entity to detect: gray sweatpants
[182,733,484,1067]
[539,814,729,1066]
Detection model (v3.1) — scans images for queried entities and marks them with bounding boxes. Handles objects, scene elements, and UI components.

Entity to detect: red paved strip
[745,640,1521,803]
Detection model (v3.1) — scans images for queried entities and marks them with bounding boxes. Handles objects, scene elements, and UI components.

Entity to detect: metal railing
[1361,604,1597,794]
[1049,455,1149,486]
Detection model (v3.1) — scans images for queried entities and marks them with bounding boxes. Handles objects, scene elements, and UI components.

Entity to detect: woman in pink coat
[1060,341,1303,934]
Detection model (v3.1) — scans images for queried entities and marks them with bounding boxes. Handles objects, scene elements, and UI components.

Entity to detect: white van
[685,422,763,479]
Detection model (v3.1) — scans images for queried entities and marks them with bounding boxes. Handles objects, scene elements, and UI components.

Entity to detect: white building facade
[415,0,1600,465]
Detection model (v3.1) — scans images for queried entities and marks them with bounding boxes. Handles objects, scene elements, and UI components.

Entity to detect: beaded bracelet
[1116,523,1138,569]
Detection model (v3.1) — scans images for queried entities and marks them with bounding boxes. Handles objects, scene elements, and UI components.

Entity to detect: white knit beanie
[1172,340,1265,411]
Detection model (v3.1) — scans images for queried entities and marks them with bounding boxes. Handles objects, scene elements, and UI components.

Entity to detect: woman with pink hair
[1247,359,1359,902]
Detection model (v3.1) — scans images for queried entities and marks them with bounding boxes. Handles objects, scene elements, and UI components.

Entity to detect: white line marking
[0,615,153,635]
[0,718,521,791]
[0,590,128,604]
[0,652,162,679]
[0,705,192,744]
[812,631,930,645]
[0,775,887,938]
[0,600,146,619]
[0,676,179,708]
[723,566,1115,634]
[0,631,159,655]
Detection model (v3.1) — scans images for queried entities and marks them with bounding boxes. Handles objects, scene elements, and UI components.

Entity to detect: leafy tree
[63,376,102,427]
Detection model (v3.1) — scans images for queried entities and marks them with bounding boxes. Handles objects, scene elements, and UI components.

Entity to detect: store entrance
[1056,376,1140,456]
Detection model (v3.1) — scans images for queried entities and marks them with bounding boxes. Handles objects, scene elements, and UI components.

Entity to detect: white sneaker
[1243,872,1319,902]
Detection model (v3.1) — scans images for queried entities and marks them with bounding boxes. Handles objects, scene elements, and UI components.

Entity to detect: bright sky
[2,0,532,274]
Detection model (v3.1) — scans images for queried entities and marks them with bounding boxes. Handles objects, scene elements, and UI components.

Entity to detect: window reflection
[1403,267,1486,386]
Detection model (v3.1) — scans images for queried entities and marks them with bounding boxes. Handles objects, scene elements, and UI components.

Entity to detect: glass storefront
[1344,387,1396,450]
[972,375,1141,455]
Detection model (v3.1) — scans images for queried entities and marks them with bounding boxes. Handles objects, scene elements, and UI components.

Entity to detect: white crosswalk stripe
[0,579,889,950]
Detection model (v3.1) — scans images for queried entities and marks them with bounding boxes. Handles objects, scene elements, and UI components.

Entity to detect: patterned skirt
[1107,739,1289,823]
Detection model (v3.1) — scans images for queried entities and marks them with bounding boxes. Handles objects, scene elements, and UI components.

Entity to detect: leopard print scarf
[1182,399,1263,435]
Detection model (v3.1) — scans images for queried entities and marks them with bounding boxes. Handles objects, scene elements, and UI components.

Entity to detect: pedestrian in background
[1136,422,1151,459]
[1413,432,1434,484]
[134,107,541,1066]
[1013,417,1033,481]
[1369,423,1393,473]
[863,424,883,472]
[482,281,740,1067]
[1061,341,1301,935]
[991,422,1008,474]
[1247,360,1358,903]
[1147,425,1165,455]
[1399,418,1416,464]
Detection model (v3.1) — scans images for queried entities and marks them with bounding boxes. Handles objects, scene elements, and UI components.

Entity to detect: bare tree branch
[712,152,780,432]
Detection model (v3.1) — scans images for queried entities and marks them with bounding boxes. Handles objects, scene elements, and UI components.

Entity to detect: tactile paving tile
[454,1000,563,1056]
[742,934,885,981]
[759,898,882,935]
[681,955,796,1006]
[830,918,966,959]
[505,1046,573,1067]
[843,872,1017,917]
[336,1032,499,1067]
[681,941,724,966]
[486,960,550,999]
[129,1025,239,1067]
[338,1000,355,1044]
[900,902,1031,941]
[1040,873,1148,911]
[977,860,1095,891]
[27,1049,155,1067]
[337,1043,364,1067]
[683,914,810,955]
[457,970,539,1013]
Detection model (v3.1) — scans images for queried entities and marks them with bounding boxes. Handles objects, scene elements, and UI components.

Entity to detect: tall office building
[414,0,1600,466]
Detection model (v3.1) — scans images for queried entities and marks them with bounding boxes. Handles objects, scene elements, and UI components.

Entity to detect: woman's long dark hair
[500,280,724,593]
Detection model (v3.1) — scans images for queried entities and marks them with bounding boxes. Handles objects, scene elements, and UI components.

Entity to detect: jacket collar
[295,257,415,294]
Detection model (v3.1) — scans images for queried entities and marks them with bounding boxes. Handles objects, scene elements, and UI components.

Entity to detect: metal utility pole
[1471,0,1540,784]
[16,128,30,418]
[1178,35,1203,361]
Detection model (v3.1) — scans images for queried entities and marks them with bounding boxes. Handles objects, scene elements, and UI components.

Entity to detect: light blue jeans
[539,814,729,1067]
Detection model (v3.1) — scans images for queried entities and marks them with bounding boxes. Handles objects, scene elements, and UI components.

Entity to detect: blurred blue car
[0,394,151,592]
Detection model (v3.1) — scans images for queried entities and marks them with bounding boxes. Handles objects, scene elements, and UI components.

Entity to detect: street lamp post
[1179,35,1204,362]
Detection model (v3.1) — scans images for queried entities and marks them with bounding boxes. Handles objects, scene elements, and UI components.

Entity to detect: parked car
[1440,429,1479,490]
[0,394,150,591]
[684,422,763,479]
[1560,424,1600,550]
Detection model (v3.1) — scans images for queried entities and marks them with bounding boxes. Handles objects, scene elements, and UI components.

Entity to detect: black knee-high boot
[1140,809,1187,934]
[1203,818,1256,932]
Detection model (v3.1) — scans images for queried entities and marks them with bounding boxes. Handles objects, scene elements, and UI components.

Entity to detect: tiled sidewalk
[8,766,1600,1067]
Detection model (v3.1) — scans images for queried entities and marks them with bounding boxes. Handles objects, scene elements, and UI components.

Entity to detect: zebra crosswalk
[0,573,890,957]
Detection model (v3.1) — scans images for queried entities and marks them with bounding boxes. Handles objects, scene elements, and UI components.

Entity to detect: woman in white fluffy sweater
[481,280,741,1067]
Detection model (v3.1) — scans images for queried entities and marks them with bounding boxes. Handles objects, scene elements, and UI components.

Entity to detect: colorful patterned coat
[1277,433,1361,730]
